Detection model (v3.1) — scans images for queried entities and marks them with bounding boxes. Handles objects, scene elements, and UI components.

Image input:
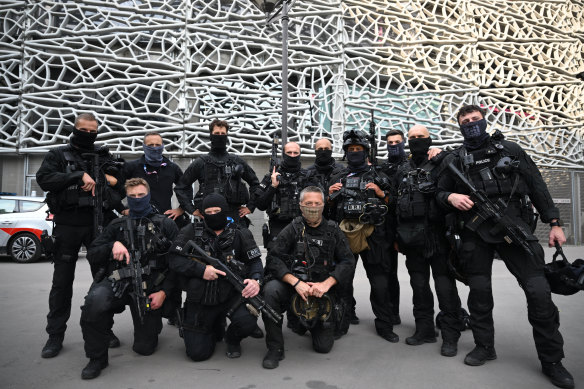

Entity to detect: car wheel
[8,232,42,263]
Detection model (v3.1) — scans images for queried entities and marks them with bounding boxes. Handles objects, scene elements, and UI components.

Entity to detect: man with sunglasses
[36,113,125,359]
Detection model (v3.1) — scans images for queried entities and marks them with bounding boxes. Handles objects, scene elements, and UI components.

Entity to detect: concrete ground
[0,246,582,389]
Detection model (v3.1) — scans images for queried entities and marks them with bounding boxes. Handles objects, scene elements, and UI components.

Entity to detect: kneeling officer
[262,186,355,369]
[80,178,179,379]
[169,193,264,361]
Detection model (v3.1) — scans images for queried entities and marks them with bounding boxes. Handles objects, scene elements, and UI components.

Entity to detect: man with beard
[79,178,179,379]
[168,194,263,361]
[437,104,573,389]
[37,113,125,359]
[174,119,260,226]
[391,125,462,357]
[261,186,354,369]
[328,130,397,342]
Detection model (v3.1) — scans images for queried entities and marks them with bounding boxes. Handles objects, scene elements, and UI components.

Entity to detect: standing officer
[80,178,179,379]
[306,138,344,204]
[168,193,263,361]
[261,186,355,369]
[254,141,312,250]
[123,131,187,226]
[376,129,408,325]
[328,130,398,342]
[392,125,462,357]
[437,105,573,389]
[174,119,260,226]
[36,113,125,359]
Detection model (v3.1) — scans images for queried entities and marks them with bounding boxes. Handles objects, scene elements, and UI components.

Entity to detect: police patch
[309,238,323,246]
[247,247,261,259]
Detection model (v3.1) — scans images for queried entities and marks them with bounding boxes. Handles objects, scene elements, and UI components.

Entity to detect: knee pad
[133,339,157,356]
[80,285,113,322]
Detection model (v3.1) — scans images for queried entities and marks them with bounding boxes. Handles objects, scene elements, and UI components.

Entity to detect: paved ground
[0,246,582,389]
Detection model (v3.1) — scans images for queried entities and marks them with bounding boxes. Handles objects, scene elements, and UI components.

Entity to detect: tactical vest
[457,140,520,199]
[289,217,336,283]
[269,170,309,221]
[335,169,387,224]
[198,155,249,205]
[396,160,441,222]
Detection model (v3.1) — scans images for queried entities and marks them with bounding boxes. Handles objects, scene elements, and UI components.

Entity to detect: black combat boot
[81,359,108,380]
[349,310,360,325]
[440,341,458,357]
[108,331,120,348]
[542,362,575,389]
[226,342,242,359]
[405,331,437,346]
[262,349,285,369]
[41,335,64,358]
[377,329,399,343]
[464,345,497,366]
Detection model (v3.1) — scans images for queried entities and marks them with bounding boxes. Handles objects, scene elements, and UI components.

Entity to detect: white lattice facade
[1,0,583,169]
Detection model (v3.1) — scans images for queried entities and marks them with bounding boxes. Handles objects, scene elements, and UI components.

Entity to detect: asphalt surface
[0,246,583,389]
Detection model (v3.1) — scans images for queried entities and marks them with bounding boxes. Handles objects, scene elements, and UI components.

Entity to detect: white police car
[0,195,53,263]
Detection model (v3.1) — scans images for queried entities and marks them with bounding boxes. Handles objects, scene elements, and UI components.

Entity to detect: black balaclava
[281,153,301,172]
[315,149,334,171]
[346,150,368,173]
[460,118,490,151]
[210,134,228,154]
[409,137,433,165]
[202,193,229,231]
[71,128,97,151]
[387,141,406,162]
[127,192,153,219]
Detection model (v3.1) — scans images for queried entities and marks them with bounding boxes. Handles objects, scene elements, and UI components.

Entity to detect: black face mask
[204,211,227,231]
[71,128,97,150]
[387,142,405,162]
[281,154,301,172]
[460,119,490,150]
[346,150,368,172]
[127,193,153,219]
[315,149,333,167]
[408,137,432,157]
[210,134,228,152]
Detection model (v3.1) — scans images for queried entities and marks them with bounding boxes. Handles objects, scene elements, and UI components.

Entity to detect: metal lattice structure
[1,0,583,168]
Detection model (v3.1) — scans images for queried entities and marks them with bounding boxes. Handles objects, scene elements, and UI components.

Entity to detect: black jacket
[436,135,559,223]
[168,222,263,304]
[265,216,355,287]
[124,155,183,212]
[174,151,260,215]
[36,144,125,226]
[87,212,179,297]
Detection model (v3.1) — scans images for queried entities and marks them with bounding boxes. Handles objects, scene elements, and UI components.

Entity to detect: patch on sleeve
[247,247,261,259]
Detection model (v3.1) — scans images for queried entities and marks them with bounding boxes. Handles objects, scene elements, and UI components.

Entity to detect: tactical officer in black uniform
[254,141,313,249]
[437,105,573,389]
[123,131,187,226]
[328,130,398,342]
[306,138,344,219]
[37,113,125,359]
[174,119,260,226]
[262,186,355,369]
[169,193,263,361]
[376,129,408,325]
[392,125,462,357]
[80,178,179,379]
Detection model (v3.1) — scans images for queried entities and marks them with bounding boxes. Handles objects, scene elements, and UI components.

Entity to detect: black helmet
[342,129,370,152]
[544,243,584,296]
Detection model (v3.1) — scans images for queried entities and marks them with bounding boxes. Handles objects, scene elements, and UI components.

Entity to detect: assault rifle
[121,218,151,324]
[368,109,378,165]
[269,134,280,175]
[82,148,123,239]
[447,163,536,257]
[178,240,282,324]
